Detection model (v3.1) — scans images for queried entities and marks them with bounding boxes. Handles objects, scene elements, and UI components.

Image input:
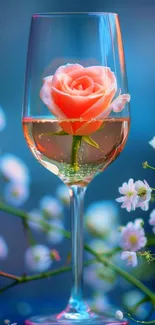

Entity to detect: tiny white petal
[128,178,134,187]
[149,209,155,226]
[0,106,6,131]
[121,251,138,267]
[135,180,152,211]
[149,136,155,149]
[134,218,144,228]
[0,236,8,259]
[116,196,125,203]
[121,251,130,260]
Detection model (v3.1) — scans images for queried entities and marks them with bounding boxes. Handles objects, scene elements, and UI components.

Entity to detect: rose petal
[40,80,66,118]
[43,76,53,83]
[71,75,94,90]
[63,66,116,92]
[74,120,103,135]
[92,83,106,95]
[62,76,95,97]
[52,64,84,88]
[109,94,131,113]
[84,66,117,87]
[59,121,74,134]
[82,84,116,119]
[60,120,103,136]
[51,86,104,118]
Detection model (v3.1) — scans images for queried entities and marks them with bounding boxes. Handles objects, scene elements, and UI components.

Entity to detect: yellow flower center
[34,254,40,262]
[12,190,19,198]
[138,187,147,197]
[127,191,134,197]
[129,234,138,245]
[128,255,133,262]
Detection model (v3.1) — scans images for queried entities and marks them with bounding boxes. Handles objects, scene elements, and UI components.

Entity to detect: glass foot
[25,314,128,325]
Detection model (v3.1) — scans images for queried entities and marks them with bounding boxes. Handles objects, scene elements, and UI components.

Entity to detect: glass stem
[63,184,93,319]
[69,185,85,302]
[58,185,95,321]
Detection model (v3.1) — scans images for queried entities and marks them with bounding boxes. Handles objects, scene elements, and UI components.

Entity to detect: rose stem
[71,136,82,172]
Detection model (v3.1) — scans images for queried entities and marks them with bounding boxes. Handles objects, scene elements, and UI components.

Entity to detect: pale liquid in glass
[23,118,130,186]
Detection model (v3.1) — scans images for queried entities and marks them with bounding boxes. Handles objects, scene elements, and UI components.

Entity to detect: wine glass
[22,12,130,325]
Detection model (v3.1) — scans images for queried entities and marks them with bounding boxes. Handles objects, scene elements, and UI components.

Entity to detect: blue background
[0,0,155,324]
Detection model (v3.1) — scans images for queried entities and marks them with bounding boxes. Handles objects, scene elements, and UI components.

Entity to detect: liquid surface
[23,118,130,186]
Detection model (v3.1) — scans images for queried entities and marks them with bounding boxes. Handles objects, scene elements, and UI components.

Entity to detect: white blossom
[40,196,63,219]
[88,294,110,313]
[120,219,147,252]
[88,239,109,255]
[0,154,30,184]
[84,263,116,293]
[116,179,152,212]
[28,209,43,232]
[47,220,64,244]
[56,184,70,205]
[25,245,52,272]
[121,251,138,267]
[4,182,29,206]
[85,201,119,237]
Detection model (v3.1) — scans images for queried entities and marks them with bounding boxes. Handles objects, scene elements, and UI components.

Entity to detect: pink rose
[40,64,130,135]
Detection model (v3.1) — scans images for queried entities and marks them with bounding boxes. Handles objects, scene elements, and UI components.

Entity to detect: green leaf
[55,130,68,135]
[43,130,69,136]
[98,122,105,131]
[83,136,103,152]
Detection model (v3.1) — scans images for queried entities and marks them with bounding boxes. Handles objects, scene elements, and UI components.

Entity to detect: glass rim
[32,12,118,18]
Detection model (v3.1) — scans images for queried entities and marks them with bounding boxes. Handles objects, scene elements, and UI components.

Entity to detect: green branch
[125,312,155,324]
[0,265,71,294]
[0,270,20,281]
[0,260,96,294]
[143,161,155,171]
[147,237,155,247]
[85,245,155,302]
[130,296,150,314]
[0,202,155,303]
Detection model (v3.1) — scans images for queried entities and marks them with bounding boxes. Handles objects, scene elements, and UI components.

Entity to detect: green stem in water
[71,136,82,172]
